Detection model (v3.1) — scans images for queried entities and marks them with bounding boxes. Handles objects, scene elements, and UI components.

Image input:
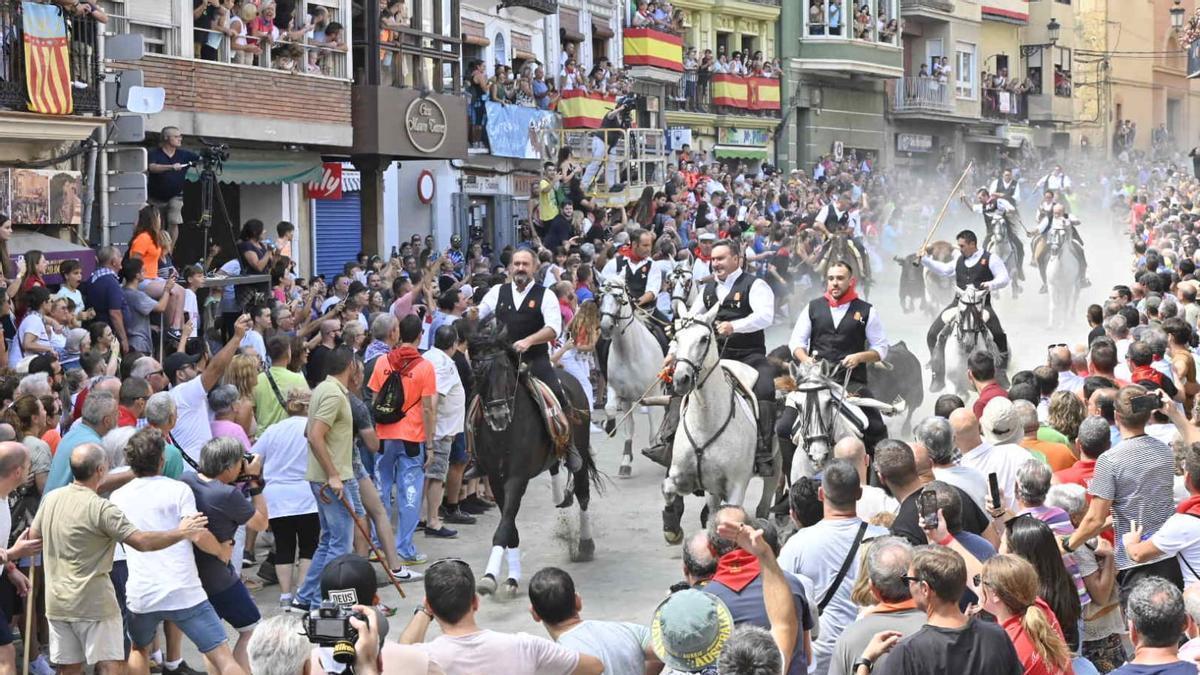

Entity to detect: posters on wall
[4,168,81,225]
[485,102,562,160]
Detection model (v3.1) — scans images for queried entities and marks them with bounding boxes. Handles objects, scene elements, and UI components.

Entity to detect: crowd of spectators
[807,0,899,43]
[192,0,346,75]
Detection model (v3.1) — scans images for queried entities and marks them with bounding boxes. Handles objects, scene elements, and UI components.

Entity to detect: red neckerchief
[388,344,422,372]
[617,245,644,264]
[694,246,712,263]
[1130,364,1164,386]
[713,550,760,593]
[1178,494,1200,517]
[824,278,859,308]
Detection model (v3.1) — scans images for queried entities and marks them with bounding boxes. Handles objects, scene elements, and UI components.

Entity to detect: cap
[650,589,732,671]
[980,397,1020,445]
[698,232,718,242]
[320,554,378,609]
[163,351,202,384]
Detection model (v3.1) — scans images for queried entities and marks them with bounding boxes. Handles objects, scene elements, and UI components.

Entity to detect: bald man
[1048,345,1083,394]
[951,407,1028,511]
[0,442,39,674]
[833,438,897,521]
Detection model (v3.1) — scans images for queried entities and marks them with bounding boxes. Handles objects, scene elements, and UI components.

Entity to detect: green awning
[713,144,768,160]
[185,150,323,185]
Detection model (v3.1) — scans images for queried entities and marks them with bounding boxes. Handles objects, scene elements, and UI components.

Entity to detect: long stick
[334,490,407,599]
[21,566,35,675]
[918,161,975,254]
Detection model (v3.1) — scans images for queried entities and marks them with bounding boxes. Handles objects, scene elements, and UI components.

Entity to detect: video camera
[611,93,643,129]
[198,140,231,172]
[304,600,367,665]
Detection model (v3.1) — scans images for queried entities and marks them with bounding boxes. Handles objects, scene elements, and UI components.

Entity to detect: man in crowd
[423,325,472,531]
[253,335,309,430]
[916,415,987,513]
[1055,415,1111,489]
[166,313,252,462]
[1014,399,1075,471]
[85,246,130,354]
[1109,578,1193,675]
[146,126,198,244]
[835,437,897,521]
[45,391,124,493]
[968,352,1008,419]
[953,404,1029,510]
[828,537,924,675]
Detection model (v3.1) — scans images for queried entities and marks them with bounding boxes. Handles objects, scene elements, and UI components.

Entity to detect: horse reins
[474,349,524,427]
[674,317,737,491]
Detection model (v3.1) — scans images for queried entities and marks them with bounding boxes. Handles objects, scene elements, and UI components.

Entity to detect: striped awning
[713,144,768,160]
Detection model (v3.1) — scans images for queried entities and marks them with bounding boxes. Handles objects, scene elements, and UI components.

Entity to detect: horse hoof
[664,528,683,545]
[574,538,596,562]
[556,492,575,509]
[501,579,520,599]
[618,464,632,479]
[477,574,497,596]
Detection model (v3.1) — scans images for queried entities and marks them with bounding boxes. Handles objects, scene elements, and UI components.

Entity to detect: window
[955,42,976,99]
[493,33,507,66]
[1054,46,1071,97]
[1022,48,1043,95]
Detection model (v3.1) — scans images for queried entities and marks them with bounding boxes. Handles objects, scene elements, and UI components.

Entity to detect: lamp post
[1171,0,1186,32]
[1020,18,1062,57]
[1046,17,1060,45]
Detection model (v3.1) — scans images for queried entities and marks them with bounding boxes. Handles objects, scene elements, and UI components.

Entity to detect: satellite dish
[125,86,165,114]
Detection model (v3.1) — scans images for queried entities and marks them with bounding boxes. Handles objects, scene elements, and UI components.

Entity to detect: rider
[600,228,669,350]
[920,229,1011,392]
[968,187,1026,273]
[783,260,889,452]
[477,247,583,472]
[1034,201,1091,292]
[988,167,1022,203]
[643,239,778,476]
[815,191,869,277]
[691,231,717,284]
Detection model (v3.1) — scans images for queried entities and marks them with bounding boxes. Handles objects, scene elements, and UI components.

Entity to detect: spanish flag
[22,1,73,115]
[623,27,683,72]
[558,90,616,128]
[751,78,781,111]
[712,73,749,108]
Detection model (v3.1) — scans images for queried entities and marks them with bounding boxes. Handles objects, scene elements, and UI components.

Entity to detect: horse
[598,276,665,478]
[815,233,871,298]
[667,262,697,311]
[468,320,601,596]
[943,284,1006,396]
[782,360,870,483]
[1045,221,1083,329]
[984,214,1023,299]
[662,302,760,544]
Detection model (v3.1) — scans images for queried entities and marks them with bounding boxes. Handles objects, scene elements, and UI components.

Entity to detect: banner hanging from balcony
[623,28,683,72]
[558,90,616,128]
[484,102,561,160]
[712,74,749,108]
[751,78,780,111]
[21,1,73,115]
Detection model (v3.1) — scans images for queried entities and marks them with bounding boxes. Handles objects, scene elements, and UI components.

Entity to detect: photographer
[147,127,199,244]
[235,218,277,308]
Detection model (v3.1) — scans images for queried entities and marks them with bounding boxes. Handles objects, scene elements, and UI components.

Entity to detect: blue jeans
[295,478,362,608]
[394,444,426,559]
[376,440,404,520]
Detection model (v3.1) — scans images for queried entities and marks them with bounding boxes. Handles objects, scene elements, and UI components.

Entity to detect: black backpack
[371,354,418,424]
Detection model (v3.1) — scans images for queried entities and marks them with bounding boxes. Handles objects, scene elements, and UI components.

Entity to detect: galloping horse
[984,214,1023,299]
[943,285,1006,395]
[782,360,871,483]
[598,277,665,478]
[469,319,600,596]
[815,233,871,298]
[1045,221,1083,329]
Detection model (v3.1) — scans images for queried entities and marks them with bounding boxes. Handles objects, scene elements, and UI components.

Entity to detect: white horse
[664,303,759,539]
[599,277,663,478]
[783,360,869,483]
[943,284,1002,396]
[985,218,1023,299]
[1045,221,1082,329]
[667,262,697,310]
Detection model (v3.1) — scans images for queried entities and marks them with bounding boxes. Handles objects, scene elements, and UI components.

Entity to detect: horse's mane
[469,317,515,358]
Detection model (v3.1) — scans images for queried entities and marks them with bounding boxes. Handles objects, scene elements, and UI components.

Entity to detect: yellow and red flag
[22,1,73,115]
[750,78,780,111]
[712,73,749,108]
[623,27,683,72]
[558,90,616,128]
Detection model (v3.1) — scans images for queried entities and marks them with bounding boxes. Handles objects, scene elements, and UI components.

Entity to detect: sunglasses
[900,575,923,586]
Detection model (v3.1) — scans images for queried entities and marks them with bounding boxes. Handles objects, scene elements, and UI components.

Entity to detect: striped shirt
[1089,433,1177,570]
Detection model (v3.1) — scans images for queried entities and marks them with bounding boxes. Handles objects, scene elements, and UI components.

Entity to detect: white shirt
[170,376,212,464]
[477,282,562,339]
[110,476,208,613]
[691,256,713,283]
[251,416,319,519]
[10,312,49,368]
[856,484,899,522]
[788,298,889,361]
[424,347,465,438]
[920,247,1010,291]
[686,269,774,334]
[1039,172,1073,192]
[1150,512,1200,584]
[239,329,268,367]
[933,464,989,513]
[959,441,1031,510]
[600,255,663,299]
[1055,369,1084,394]
[988,178,1021,202]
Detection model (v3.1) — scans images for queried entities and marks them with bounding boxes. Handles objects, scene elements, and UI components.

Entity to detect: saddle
[527,377,574,455]
[717,359,760,420]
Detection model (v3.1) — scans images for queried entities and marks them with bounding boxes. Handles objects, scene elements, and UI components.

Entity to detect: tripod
[198,162,218,267]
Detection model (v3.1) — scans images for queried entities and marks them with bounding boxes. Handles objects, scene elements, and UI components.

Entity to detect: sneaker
[278,596,294,610]
[425,525,458,538]
[459,498,487,515]
[443,508,477,525]
[163,661,205,675]
[393,567,424,583]
[397,553,428,566]
[29,655,53,675]
[288,598,310,613]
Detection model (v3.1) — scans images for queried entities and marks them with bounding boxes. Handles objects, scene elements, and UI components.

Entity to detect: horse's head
[470,318,519,431]
[598,277,632,340]
[954,285,988,335]
[1048,222,1068,254]
[671,303,718,396]
[668,263,694,315]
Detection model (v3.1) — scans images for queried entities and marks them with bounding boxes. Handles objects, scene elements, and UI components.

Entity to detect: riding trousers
[774,381,887,455]
[925,300,1009,364]
[526,351,568,406]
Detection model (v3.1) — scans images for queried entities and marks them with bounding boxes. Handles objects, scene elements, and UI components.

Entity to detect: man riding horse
[644,239,779,476]
[967,187,1026,274]
[600,228,669,350]
[815,192,870,281]
[989,167,1021,203]
[920,229,1011,392]
[477,247,583,472]
[783,260,889,452]
[1032,202,1091,293]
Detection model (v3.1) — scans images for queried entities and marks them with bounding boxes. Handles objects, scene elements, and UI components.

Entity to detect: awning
[964,134,1005,145]
[592,22,614,39]
[713,144,768,160]
[186,150,324,185]
[515,50,538,62]
[464,35,490,47]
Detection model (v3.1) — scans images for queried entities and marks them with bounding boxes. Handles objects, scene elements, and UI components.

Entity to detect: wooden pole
[21,566,34,675]
[918,161,975,256]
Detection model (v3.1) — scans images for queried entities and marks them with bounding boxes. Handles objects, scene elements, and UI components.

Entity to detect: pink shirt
[210,419,251,452]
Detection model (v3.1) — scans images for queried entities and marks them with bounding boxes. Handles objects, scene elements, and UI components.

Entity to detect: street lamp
[1171,0,1186,31]
[1047,18,1061,45]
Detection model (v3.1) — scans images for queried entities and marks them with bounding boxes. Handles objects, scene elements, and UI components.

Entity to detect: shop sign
[832,141,844,161]
[720,128,769,147]
[463,173,503,194]
[896,133,934,153]
[405,97,449,154]
[305,162,343,200]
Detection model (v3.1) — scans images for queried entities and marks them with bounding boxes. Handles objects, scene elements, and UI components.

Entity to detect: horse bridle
[669,266,693,302]
[600,283,636,332]
[674,316,736,492]
[673,316,724,389]
[474,349,524,428]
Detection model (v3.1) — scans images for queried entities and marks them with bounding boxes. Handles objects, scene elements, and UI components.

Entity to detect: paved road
[183,202,1135,661]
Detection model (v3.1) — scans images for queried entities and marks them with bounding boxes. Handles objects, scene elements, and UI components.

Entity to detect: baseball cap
[319,554,391,641]
[650,589,733,672]
[980,397,1020,445]
[698,232,718,242]
[163,351,202,384]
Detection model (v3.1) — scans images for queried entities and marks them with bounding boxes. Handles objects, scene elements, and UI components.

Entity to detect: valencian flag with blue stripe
[22,1,73,115]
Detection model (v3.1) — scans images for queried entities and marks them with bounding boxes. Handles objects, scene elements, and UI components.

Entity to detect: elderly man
[130,356,170,394]
[143,392,187,479]
[1048,345,1083,394]
[0,443,39,674]
[33,442,208,675]
[84,246,130,354]
[953,404,1030,510]
[828,537,924,675]
[916,415,988,512]
[682,530,716,587]
[834,437,897,521]
[1056,415,1112,489]
[1014,399,1074,471]
[45,391,125,493]
[247,615,311,675]
[1111,578,1192,674]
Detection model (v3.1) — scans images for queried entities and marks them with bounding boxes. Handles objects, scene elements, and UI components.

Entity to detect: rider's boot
[994,334,1011,370]
[642,396,681,468]
[754,401,778,477]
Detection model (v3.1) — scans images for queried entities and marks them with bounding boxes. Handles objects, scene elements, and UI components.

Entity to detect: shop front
[713,127,773,169]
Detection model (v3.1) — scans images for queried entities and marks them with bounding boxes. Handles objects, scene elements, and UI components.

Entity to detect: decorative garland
[1181,8,1200,48]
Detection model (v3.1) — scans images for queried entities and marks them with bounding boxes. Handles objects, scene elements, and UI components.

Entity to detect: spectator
[146,127,198,244]
[1054,415,1111,489]
[143,391,187,478]
[166,313,251,462]
[10,286,54,368]
[423,324,470,532]
[1109,577,1192,675]
[254,334,309,431]
[829,537,924,675]
[118,376,151,427]
[1125,440,1200,585]
[44,391,124,493]
[954,404,1029,510]
[1015,400,1075,472]
[978,555,1074,675]
[129,204,187,342]
[916,415,988,512]
[969,352,1009,419]
[835,437,898,521]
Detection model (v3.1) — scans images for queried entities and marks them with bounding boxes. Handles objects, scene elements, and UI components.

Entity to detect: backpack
[371,351,420,424]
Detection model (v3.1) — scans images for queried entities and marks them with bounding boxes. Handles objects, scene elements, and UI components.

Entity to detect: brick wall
[131,55,352,126]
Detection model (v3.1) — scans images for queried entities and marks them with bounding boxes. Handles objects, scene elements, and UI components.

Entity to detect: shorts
[149,195,184,226]
[450,432,468,464]
[48,616,126,665]
[270,512,320,565]
[427,436,453,482]
[207,581,261,632]
[127,600,227,654]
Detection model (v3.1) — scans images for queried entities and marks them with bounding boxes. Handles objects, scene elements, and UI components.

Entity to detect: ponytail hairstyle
[4,394,43,438]
[981,555,1071,672]
[1004,515,1082,651]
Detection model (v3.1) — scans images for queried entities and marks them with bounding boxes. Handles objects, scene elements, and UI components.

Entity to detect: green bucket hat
[650,589,733,672]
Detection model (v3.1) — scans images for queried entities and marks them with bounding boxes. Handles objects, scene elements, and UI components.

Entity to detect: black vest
[495,283,550,358]
[824,206,850,232]
[807,297,872,384]
[701,272,766,358]
[995,179,1017,200]
[616,255,652,300]
[955,252,994,290]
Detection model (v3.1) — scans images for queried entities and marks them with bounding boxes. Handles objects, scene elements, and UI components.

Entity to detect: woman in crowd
[226,353,260,438]
[1003,516,1084,655]
[1047,391,1087,444]
[979,554,1075,675]
[13,249,46,323]
[10,287,55,368]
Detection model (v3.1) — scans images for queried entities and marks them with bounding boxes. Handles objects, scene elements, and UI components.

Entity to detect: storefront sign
[405,97,449,154]
[417,170,435,204]
[305,162,343,200]
[720,128,770,147]
[832,141,844,161]
[896,133,934,153]
[463,173,503,194]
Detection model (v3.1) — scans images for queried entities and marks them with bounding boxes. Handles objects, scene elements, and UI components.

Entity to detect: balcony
[623,24,684,85]
[981,87,1027,123]
[498,0,558,13]
[0,1,101,115]
[665,73,781,119]
[900,0,954,16]
[793,0,902,78]
[891,76,953,114]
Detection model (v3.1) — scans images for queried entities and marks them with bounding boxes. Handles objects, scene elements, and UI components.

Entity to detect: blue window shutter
[314,192,363,281]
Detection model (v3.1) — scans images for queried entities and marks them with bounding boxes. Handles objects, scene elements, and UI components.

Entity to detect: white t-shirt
[423,348,465,439]
[240,329,268,366]
[416,630,579,675]
[960,442,1030,510]
[183,288,199,324]
[0,497,11,550]
[170,376,212,464]
[252,416,319,519]
[110,476,208,613]
[555,620,650,675]
[856,484,899,522]
[1150,512,1200,584]
[10,312,49,367]
[54,286,85,315]
[933,464,989,513]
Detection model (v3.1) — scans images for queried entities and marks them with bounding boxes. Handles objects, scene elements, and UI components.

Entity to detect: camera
[304,601,366,664]
[198,141,231,171]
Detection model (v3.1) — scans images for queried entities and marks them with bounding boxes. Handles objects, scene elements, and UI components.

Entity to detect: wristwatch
[413,606,433,619]
[852,656,874,673]
[1060,534,1075,553]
